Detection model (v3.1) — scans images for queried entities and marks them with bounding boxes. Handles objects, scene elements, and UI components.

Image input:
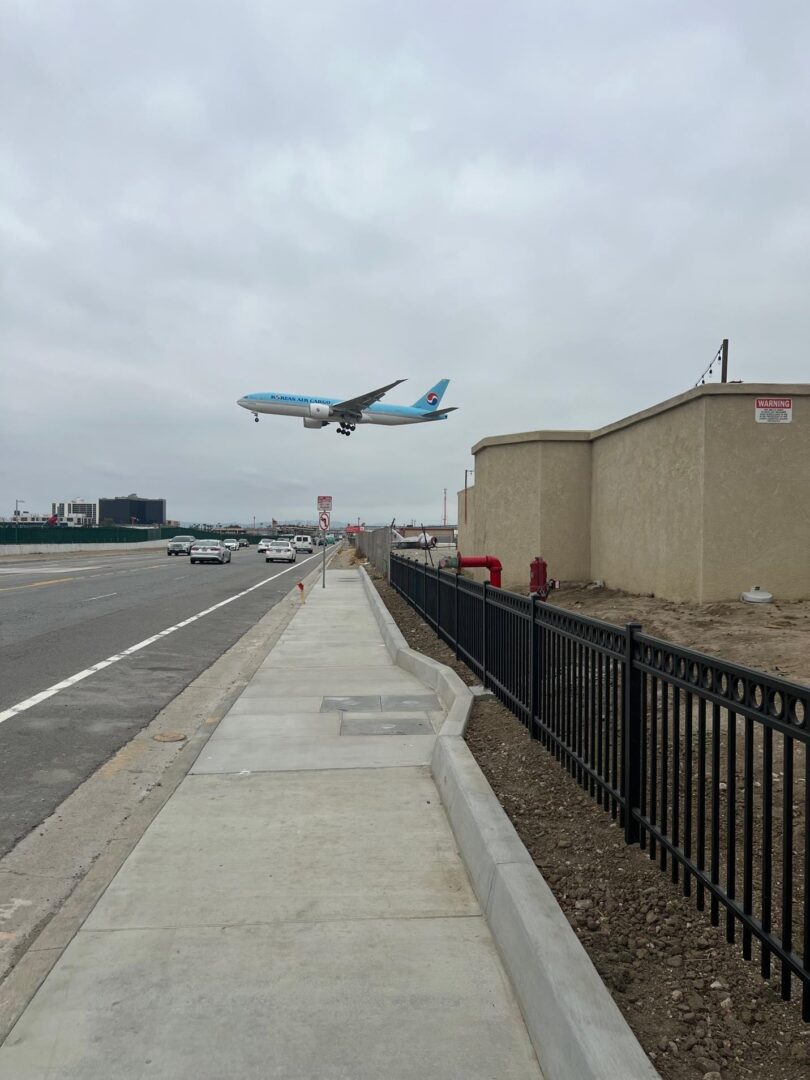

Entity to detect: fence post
[529,597,538,737]
[482,582,489,687]
[454,571,460,660]
[436,566,442,640]
[623,622,643,845]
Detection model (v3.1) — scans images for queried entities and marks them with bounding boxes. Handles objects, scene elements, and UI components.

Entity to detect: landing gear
[336,422,356,436]
[253,414,259,423]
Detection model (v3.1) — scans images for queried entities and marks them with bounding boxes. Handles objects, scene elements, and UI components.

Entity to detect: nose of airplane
[237,397,251,409]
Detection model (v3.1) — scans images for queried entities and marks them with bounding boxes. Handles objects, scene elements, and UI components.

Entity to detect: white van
[293,535,313,553]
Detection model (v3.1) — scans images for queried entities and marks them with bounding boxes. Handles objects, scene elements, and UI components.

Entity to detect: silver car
[265,540,296,564]
[167,535,195,556]
[223,539,239,552]
[190,540,232,564]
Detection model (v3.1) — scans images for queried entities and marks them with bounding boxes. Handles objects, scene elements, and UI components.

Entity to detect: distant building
[51,499,98,526]
[98,494,166,526]
[3,511,51,525]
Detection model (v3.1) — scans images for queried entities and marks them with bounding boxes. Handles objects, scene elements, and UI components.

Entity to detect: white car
[257,537,274,554]
[190,540,232,564]
[223,539,239,551]
[293,534,313,553]
[265,540,296,563]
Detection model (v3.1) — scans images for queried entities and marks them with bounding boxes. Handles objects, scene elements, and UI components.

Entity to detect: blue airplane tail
[412,379,449,411]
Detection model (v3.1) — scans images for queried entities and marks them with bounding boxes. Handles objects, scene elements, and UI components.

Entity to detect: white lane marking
[81,593,118,602]
[0,553,321,725]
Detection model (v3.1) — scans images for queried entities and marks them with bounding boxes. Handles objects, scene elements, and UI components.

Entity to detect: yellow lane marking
[0,577,82,593]
[0,563,172,593]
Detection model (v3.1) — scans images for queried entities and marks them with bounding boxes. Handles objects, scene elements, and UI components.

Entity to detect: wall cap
[472,382,810,455]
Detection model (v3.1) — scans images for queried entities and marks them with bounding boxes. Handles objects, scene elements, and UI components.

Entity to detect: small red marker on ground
[297,581,305,603]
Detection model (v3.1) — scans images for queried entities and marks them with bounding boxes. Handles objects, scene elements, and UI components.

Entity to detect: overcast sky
[2,1,808,526]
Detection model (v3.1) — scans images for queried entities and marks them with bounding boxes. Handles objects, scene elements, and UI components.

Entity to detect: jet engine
[309,402,331,420]
[303,418,328,429]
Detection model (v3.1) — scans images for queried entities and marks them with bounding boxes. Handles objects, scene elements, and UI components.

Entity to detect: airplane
[237,378,456,436]
[392,527,437,549]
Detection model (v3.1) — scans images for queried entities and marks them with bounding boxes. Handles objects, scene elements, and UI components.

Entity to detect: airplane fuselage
[238,392,447,426]
[237,378,455,435]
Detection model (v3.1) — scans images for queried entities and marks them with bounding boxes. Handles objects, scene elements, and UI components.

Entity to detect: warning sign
[755,397,792,424]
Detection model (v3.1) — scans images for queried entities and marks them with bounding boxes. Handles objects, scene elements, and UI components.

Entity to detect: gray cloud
[3,1,809,524]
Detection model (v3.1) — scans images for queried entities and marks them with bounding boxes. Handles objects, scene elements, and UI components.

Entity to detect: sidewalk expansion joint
[78,913,486,933]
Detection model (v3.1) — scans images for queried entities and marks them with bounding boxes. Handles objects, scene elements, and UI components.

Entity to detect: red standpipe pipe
[457,555,502,588]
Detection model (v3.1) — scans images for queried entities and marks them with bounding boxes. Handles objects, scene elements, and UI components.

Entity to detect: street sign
[318,508,332,590]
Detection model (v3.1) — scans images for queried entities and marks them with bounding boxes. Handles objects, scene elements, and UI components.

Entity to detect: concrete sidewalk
[0,570,543,1079]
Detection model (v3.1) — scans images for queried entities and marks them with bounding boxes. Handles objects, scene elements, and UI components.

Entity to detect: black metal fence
[390,554,810,1019]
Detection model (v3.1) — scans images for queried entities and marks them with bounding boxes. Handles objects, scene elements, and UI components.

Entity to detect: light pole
[14,499,25,544]
[464,469,474,524]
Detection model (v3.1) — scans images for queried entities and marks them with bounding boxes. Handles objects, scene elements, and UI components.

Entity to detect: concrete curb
[359,566,472,735]
[359,566,659,1080]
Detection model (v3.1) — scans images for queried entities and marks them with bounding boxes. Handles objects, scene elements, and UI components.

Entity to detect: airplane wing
[333,379,405,417]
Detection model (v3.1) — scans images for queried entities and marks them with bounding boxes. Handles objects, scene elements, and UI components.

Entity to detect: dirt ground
[366,563,810,1080]
[394,550,810,688]
[330,545,357,569]
[546,583,810,688]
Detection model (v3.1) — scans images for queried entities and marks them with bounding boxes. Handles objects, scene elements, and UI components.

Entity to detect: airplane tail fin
[412,378,449,411]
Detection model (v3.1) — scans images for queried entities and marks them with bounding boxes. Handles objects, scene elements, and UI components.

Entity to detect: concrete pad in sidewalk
[84,769,477,929]
[262,644,392,666]
[0,919,541,1080]
[213,713,340,738]
[191,733,436,773]
[238,675,418,698]
[226,695,325,715]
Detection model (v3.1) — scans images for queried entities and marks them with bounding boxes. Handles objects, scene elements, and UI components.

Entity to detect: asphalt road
[0,546,321,857]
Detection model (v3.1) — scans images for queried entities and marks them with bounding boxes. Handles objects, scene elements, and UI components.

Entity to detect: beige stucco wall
[700,393,810,601]
[538,441,592,582]
[455,435,591,589]
[471,440,542,588]
[590,397,705,601]
[464,384,809,602]
[457,484,478,555]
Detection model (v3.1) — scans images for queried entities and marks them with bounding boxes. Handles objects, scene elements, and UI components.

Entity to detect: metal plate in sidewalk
[340,717,433,736]
[321,695,381,712]
[380,694,441,712]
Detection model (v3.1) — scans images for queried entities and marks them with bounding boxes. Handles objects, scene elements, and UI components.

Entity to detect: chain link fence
[354,527,391,574]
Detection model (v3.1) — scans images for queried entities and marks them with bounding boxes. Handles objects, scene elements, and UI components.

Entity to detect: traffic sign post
[318,501,332,588]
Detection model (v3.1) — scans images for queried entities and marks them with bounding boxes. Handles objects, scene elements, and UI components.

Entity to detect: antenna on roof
[694,338,729,387]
